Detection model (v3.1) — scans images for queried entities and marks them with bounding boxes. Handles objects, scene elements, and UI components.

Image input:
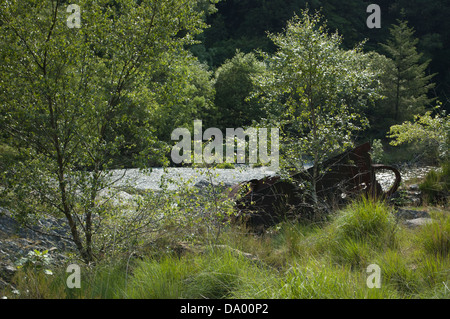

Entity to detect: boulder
[0,262,17,282]
[403,218,433,228]
[0,208,75,291]
[395,208,430,220]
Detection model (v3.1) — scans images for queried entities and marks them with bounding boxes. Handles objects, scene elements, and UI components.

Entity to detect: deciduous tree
[0,0,211,262]
[252,10,382,211]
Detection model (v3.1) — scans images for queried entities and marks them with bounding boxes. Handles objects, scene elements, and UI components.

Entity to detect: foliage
[363,52,398,139]
[419,162,449,205]
[4,201,450,300]
[0,143,21,172]
[380,19,436,123]
[2,0,450,301]
[388,107,449,162]
[213,50,267,130]
[370,139,385,164]
[15,249,53,275]
[420,212,450,257]
[251,10,382,209]
[0,0,212,263]
[144,52,217,144]
[197,0,450,115]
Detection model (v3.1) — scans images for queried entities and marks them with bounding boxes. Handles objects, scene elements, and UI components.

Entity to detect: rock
[0,278,14,292]
[395,208,433,228]
[403,218,433,228]
[395,209,430,220]
[0,208,76,291]
[390,189,422,207]
[0,262,17,282]
[194,180,212,189]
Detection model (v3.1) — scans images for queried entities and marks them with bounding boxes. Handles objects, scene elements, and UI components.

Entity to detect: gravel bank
[108,166,278,191]
[107,165,436,192]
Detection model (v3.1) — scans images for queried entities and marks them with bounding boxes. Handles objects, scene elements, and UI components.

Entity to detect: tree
[380,19,436,123]
[252,10,382,211]
[141,51,216,145]
[364,51,397,139]
[0,0,210,263]
[214,50,266,130]
[387,105,449,163]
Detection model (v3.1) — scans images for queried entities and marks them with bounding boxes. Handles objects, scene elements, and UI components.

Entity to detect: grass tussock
[3,197,450,299]
[419,161,449,205]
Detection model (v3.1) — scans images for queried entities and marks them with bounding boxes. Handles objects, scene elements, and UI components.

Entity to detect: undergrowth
[2,197,450,299]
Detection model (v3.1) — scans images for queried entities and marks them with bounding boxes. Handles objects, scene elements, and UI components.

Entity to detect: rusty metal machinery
[228,142,401,229]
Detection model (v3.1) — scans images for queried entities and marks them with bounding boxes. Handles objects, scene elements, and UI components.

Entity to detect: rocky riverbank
[0,165,437,294]
[0,208,74,292]
[107,165,436,192]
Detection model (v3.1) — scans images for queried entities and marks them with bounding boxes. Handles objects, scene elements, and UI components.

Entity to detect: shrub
[15,249,53,275]
[388,109,449,164]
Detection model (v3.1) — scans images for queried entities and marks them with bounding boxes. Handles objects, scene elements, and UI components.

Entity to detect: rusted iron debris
[228,142,401,229]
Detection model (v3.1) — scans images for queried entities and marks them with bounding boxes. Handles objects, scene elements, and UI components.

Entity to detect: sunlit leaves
[388,106,449,161]
[252,10,381,171]
[0,0,213,262]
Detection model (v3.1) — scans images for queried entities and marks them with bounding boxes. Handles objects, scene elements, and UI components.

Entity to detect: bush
[388,109,449,164]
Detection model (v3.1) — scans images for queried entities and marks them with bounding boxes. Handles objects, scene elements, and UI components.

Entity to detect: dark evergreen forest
[193,0,450,111]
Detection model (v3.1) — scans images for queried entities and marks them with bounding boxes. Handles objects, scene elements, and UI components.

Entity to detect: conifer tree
[380,19,436,123]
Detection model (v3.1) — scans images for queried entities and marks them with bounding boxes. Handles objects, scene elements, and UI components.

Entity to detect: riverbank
[0,164,444,297]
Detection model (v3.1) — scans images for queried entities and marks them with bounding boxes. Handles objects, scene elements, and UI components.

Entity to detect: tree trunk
[57,164,92,263]
[395,68,401,121]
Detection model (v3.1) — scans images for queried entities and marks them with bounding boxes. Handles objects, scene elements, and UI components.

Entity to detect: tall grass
[322,196,398,267]
[331,196,397,244]
[375,249,420,295]
[420,212,450,257]
[125,247,273,299]
[263,259,399,299]
[419,161,449,205]
[3,197,450,299]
